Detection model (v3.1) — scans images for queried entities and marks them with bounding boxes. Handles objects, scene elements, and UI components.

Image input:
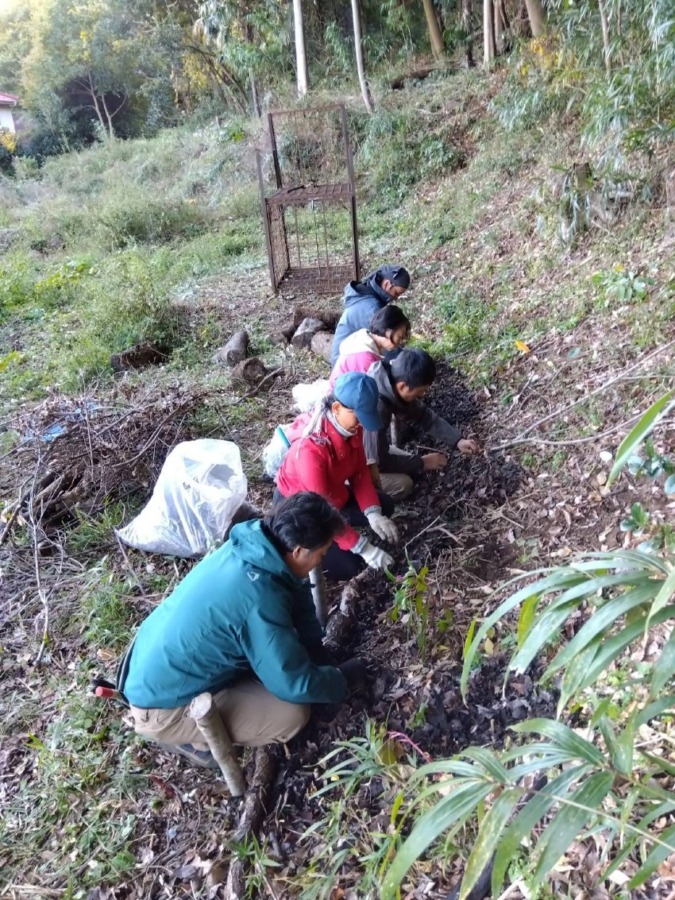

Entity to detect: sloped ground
[1,74,674,898]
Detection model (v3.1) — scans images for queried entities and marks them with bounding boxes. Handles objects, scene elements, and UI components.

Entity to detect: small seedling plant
[387,561,430,661]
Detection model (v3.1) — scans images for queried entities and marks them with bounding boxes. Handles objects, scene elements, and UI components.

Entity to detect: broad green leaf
[607,390,675,488]
[646,566,675,631]
[628,822,675,888]
[517,593,539,646]
[558,637,604,714]
[510,600,581,674]
[462,747,511,783]
[598,718,633,776]
[512,719,606,767]
[533,772,615,883]
[381,782,494,899]
[492,767,584,891]
[462,617,477,661]
[605,800,675,877]
[634,695,675,728]
[651,630,675,698]
[641,752,675,778]
[459,787,521,900]
[547,582,656,676]
[577,605,675,690]
[460,569,591,699]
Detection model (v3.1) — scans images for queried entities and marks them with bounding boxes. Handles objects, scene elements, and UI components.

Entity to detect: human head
[369,305,410,351]
[264,492,345,578]
[328,373,383,433]
[389,348,437,402]
[375,264,410,300]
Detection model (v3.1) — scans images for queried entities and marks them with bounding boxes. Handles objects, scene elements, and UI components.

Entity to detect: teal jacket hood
[122,519,347,709]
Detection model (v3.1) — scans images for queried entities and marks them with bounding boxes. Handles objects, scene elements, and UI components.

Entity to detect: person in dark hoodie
[330,264,411,366]
[364,348,479,500]
[118,492,367,768]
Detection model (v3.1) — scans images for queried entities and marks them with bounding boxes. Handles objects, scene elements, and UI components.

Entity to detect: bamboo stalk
[189,692,246,796]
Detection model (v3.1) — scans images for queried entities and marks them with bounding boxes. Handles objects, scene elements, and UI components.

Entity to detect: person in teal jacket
[119,492,367,767]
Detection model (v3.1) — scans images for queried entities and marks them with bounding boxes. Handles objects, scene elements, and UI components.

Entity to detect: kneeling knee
[276,702,310,743]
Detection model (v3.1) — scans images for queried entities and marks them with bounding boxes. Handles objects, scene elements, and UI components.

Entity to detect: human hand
[338,657,368,691]
[366,511,399,543]
[359,541,394,571]
[422,452,448,471]
[457,438,479,455]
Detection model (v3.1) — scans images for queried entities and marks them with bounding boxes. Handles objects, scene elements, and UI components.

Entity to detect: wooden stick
[309,564,328,628]
[188,692,246,797]
[491,340,675,450]
[224,747,278,900]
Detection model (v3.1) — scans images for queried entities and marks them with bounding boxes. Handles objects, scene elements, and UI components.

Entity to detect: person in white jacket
[329,305,410,389]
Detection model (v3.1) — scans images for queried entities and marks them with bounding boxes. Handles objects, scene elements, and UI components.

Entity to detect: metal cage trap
[256,104,360,295]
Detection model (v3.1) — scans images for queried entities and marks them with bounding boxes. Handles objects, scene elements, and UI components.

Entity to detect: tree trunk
[598,0,612,76]
[85,73,108,138]
[493,0,503,54]
[250,71,261,118]
[351,0,374,113]
[292,0,309,97]
[483,0,495,68]
[524,0,546,36]
[422,0,444,60]
[462,0,475,68]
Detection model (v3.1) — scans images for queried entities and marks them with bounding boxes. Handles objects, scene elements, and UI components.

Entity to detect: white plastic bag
[116,439,247,557]
[262,425,292,479]
[292,379,330,412]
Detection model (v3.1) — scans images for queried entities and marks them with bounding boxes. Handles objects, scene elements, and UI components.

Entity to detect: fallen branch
[490,411,644,451]
[224,747,278,899]
[325,569,370,649]
[490,341,675,451]
[228,367,283,405]
[0,484,29,546]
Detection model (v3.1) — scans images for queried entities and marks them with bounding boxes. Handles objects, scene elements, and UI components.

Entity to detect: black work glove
[306,640,337,667]
[338,657,368,692]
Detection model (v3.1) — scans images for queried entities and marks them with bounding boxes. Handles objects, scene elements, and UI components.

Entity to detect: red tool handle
[95,685,121,700]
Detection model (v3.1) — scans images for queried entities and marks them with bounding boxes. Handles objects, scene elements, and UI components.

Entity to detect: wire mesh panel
[257,105,359,295]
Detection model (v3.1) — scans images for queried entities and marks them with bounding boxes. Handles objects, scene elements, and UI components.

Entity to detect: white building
[0,92,19,133]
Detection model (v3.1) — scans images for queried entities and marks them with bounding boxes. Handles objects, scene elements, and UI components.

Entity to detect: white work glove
[359,540,394,571]
[366,511,399,543]
[388,445,413,458]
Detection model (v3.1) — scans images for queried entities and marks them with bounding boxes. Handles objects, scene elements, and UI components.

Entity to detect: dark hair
[369,305,411,339]
[389,348,437,389]
[318,392,337,416]
[373,264,411,290]
[264,492,345,551]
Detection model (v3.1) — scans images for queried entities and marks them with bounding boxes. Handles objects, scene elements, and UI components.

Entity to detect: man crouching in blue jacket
[119,492,366,767]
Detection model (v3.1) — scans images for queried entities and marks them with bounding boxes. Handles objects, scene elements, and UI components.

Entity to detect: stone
[291,317,326,349]
[310,330,334,363]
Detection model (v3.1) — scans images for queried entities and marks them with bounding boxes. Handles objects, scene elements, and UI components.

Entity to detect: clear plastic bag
[262,425,291,479]
[292,379,330,412]
[116,439,247,557]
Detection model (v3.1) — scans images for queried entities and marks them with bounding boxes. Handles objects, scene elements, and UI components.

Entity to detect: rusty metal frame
[257,104,360,295]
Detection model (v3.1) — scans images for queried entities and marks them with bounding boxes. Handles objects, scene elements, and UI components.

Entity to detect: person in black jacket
[364,349,478,499]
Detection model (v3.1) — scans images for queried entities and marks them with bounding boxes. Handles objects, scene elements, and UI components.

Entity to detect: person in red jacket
[275,372,399,581]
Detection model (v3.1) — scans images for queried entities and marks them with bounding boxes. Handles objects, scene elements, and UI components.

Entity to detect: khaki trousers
[380,471,414,500]
[129,679,310,750]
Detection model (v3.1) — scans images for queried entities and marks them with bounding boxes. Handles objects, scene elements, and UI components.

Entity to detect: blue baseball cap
[333,373,383,432]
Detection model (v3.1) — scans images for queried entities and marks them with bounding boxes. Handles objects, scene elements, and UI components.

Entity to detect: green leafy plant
[592,266,652,306]
[388,562,430,661]
[381,388,675,898]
